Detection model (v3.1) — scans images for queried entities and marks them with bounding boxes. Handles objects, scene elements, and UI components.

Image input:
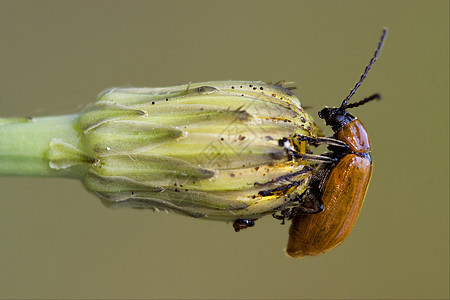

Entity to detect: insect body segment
[286,29,386,257]
[286,109,375,257]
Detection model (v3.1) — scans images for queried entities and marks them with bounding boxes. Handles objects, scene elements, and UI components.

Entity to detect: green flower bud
[50,81,320,221]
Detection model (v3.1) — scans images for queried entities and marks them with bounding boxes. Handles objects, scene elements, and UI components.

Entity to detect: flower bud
[53,81,320,221]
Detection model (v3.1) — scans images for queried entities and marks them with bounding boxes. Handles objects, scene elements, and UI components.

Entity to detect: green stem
[0,114,86,178]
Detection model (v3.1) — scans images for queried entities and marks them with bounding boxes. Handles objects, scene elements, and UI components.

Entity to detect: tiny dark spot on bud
[278,137,288,147]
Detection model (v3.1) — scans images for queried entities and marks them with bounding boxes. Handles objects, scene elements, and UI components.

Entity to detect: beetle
[285,29,387,257]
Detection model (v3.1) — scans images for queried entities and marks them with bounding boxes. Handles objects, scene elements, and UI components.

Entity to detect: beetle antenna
[341,28,387,108]
[341,93,381,110]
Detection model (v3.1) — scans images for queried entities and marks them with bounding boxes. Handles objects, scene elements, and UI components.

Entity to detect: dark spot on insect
[249,84,253,87]
[175,189,179,192]
[240,85,243,88]
[272,93,276,97]
[198,87,205,92]
[230,173,235,178]
[307,126,311,130]
[253,87,257,90]
[131,191,135,195]
[255,166,260,171]
[301,117,306,123]
[238,135,245,141]
[220,137,224,141]
[252,195,256,199]
[260,87,264,90]
[263,174,266,176]
[174,183,177,186]
[241,94,244,96]
[185,189,188,192]
[152,102,155,105]
[200,108,204,111]
[284,119,288,122]
[165,98,169,101]
[231,86,235,89]
[180,184,183,187]
[265,136,274,140]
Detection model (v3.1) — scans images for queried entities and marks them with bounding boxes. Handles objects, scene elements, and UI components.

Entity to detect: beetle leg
[299,153,337,163]
[295,134,349,148]
[272,208,293,224]
[254,167,312,187]
[314,137,350,148]
[292,192,325,215]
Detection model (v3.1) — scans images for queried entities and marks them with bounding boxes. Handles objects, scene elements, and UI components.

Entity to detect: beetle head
[318,107,355,131]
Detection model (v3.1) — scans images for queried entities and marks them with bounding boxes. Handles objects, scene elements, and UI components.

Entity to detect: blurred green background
[0,0,448,299]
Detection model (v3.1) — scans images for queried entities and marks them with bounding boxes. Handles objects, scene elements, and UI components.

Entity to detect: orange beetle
[286,29,387,257]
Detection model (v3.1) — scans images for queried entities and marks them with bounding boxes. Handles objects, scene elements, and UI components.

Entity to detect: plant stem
[0,114,84,178]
